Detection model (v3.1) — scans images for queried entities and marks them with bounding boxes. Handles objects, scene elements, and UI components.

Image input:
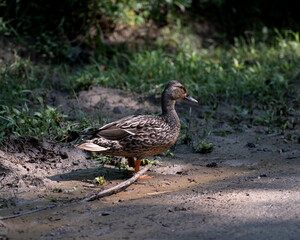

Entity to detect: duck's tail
[76,141,108,152]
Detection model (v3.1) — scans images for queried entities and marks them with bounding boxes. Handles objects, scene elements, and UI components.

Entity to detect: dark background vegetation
[3,1,300,38]
[0,0,300,142]
[2,0,300,60]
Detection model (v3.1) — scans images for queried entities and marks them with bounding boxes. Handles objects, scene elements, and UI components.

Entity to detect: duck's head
[163,80,198,103]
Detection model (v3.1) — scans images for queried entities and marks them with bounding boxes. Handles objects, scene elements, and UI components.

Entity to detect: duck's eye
[180,86,186,91]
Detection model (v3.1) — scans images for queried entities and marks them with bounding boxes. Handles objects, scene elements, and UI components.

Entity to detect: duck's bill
[184,95,198,103]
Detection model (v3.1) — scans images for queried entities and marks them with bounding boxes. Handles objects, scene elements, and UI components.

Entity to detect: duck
[77,80,198,176]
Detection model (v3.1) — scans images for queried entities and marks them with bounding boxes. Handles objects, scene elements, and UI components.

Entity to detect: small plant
[280,121,288,134]
[163,149,176,158]
[116,161,128,171]
[192,140,214,154]
[94,176,105,185]
[179,132,193,145]
[91,153,112,166]
[151,156,161,164]
[115,161,131,178]
[232,106,249,123]
[286,133,298,142]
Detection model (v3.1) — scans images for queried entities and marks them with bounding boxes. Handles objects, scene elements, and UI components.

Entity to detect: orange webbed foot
[139,175,154,179]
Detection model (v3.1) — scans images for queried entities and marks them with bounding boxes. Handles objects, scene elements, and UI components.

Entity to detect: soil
[1,86,300,240]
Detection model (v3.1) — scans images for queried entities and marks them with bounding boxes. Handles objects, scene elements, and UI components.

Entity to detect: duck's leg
[127,157,135,168]
[135,159,153,179]
[135,159,141,173]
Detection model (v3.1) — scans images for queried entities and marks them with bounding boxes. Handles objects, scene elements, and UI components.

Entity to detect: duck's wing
[93,115,155,140]
[77,115,139,151]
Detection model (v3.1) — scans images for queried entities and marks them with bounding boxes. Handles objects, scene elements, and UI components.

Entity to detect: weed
[286,133,298,142]
[115,161,131,178]
[94,176,105,185]
[178,132,193,145]
[91,153,112,166]
[202,112,213,138]
[192,140,214,154]
[0,99,68,141]
[233,106,249,123]
[141,159,159,166]
[151,156,162,164]
[116,161,128,171]
[163,149,176,158]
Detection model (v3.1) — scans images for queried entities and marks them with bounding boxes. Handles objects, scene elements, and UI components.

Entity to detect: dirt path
[1,87,300,239]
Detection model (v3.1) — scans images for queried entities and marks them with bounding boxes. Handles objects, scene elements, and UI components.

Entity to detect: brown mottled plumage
[77,81,198,173]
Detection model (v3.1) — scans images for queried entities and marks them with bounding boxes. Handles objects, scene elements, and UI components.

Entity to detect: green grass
[1,30,300,143]
[68,31,300,110]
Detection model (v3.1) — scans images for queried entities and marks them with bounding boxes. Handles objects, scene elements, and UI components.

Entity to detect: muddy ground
[0,87,300,240]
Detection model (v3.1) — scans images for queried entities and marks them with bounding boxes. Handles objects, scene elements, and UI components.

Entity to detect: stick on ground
[0,204,59,220]
[82,163,152,201]
[0,164,152,220]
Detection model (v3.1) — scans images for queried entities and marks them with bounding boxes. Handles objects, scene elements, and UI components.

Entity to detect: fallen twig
[0,165,152,220]
[82,164,152,201]
[0,204,59,220]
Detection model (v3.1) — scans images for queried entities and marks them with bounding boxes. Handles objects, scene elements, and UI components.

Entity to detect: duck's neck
[162,95,180,128]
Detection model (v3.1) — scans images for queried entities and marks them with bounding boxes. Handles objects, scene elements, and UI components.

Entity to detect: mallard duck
[77,81,198,175]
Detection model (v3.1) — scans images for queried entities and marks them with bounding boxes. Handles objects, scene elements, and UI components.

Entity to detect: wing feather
[92,115,162,140]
